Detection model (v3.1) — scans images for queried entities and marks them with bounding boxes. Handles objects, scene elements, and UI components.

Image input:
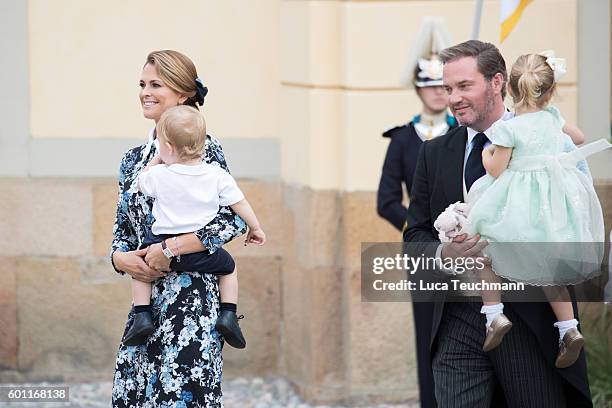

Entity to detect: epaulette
[382,125,406,138]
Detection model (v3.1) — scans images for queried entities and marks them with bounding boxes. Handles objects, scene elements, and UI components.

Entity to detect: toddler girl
[465,52,609,367]
[122,105,265,349]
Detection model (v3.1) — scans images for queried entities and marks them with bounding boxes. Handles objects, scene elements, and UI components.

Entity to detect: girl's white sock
[480,303,504,329]
[553,319,578,342]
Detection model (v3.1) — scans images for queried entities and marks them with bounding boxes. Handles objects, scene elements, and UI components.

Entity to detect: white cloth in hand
[434,201,470,242]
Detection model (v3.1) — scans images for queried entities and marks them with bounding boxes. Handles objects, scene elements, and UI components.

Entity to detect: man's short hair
[440,40,507,99]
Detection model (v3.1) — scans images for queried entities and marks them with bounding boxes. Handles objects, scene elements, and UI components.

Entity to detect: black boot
[123,311,155,346]
[215,310,246,349]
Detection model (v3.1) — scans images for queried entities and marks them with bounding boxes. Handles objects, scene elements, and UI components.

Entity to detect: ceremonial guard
[377,18,457,230]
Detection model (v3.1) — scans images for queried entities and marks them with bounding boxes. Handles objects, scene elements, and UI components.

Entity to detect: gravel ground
[0,377,418,407]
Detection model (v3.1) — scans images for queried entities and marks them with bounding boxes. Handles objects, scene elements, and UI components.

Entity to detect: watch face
[162,247,174,259]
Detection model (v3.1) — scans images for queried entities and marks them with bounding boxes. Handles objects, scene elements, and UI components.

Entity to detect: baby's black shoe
[123,309,155,346]
[216,310,246,349]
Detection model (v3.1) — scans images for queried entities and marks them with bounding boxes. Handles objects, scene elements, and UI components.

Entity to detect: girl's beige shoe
[555,328,584,368]
[482,313,513,352]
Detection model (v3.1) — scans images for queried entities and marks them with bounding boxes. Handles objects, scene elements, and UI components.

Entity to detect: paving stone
[0,378,419,407]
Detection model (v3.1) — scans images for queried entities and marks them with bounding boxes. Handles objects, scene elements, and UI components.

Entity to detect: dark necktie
[465,132,489,192]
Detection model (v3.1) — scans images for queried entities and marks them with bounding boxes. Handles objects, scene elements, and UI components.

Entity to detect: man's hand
[441,233,490,262]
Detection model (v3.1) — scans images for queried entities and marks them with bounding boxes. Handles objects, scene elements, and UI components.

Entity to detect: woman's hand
[113,249,165,282]
[245,228,266,246]
[144,243,172,272]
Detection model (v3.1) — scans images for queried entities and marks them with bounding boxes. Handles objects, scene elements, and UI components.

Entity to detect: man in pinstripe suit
[404,40,592,407]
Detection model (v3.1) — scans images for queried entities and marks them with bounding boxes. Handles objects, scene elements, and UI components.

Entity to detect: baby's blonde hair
[508,54,555,109]
[157,106,206,160]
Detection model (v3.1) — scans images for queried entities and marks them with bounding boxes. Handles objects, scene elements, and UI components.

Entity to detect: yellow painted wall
[28,0,589,191]
[28,0,280,140]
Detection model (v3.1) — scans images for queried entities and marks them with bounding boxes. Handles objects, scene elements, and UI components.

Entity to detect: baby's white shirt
[138,163,244,235]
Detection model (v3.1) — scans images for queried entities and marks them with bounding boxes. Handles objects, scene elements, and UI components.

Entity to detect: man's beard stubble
[459,84,496,129]
[472,84,496,129]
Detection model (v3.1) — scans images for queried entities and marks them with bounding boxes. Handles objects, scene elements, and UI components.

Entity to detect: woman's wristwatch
[161,240,175,260]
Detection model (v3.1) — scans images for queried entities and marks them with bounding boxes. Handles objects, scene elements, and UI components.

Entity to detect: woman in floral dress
[110,50,246,407]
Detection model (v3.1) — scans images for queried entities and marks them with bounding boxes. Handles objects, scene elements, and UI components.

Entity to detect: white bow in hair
[538,50,567,82]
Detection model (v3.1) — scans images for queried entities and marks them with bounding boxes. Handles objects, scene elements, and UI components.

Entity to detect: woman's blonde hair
[508,54,555,109]
[145,50,202,109]
[157,106,206,160]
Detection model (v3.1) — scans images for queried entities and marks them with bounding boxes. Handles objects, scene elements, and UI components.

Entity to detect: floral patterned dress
[110,129,246,408]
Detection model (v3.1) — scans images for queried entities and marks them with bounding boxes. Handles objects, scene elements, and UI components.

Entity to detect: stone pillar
[279,1,414,404]
[279,1,347,402]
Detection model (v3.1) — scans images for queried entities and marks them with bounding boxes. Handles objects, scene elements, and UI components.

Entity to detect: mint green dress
[466,106,606,285]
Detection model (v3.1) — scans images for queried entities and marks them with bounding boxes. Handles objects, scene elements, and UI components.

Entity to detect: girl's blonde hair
[157,106,206,160]
[145,50,202,109]
[508,54,555,109]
